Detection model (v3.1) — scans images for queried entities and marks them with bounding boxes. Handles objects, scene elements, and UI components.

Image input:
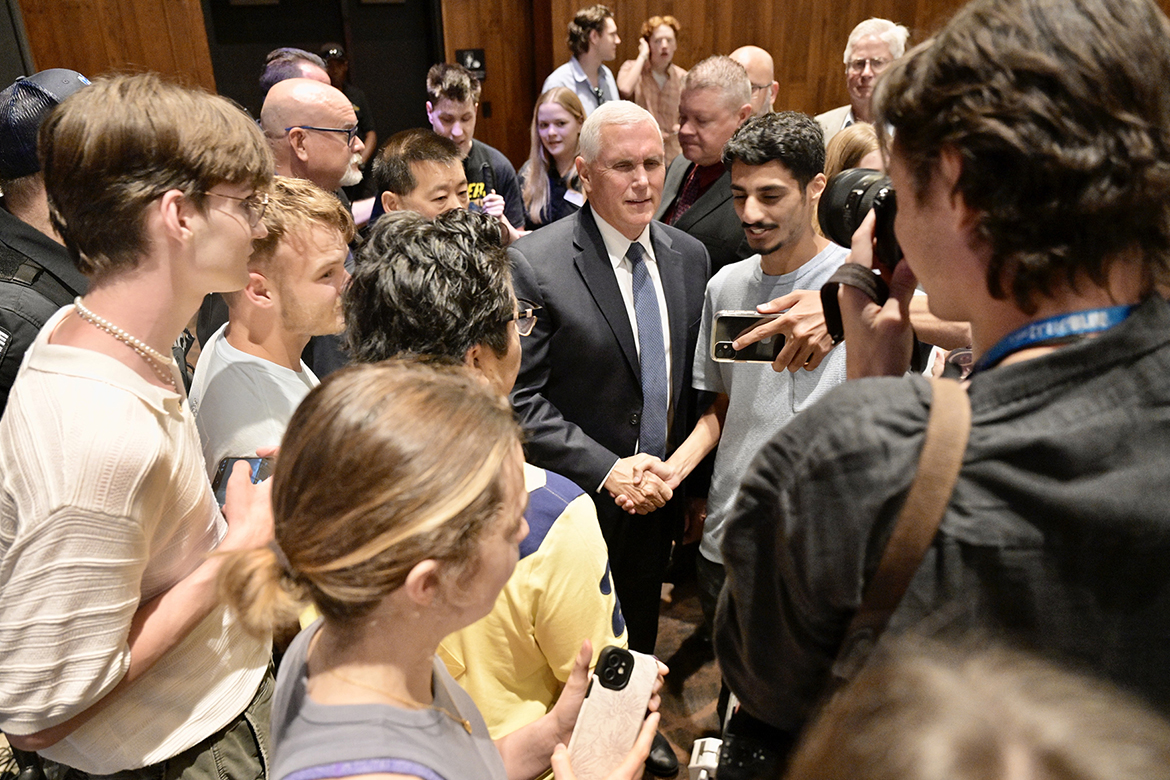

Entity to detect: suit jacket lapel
[653,158,691,221]
[651,222,690,408]
[573,207,640,378]
[674,168,732,232]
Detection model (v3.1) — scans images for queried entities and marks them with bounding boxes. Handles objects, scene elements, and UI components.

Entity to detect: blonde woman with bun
[219,361,659,780]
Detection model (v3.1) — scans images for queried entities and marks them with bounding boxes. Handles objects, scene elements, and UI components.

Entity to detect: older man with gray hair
[655,55,754,274]
[510,101,708,663]
[510,102,708,773]
[815,17,909,143]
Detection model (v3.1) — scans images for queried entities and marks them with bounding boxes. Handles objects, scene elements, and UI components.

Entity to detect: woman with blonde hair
[616,15,687,163]
[219,361,658,780]
[823,121,883,181]
[519,87,587,229]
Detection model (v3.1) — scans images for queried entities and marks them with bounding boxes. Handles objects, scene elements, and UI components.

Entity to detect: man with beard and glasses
[261,78,365,198]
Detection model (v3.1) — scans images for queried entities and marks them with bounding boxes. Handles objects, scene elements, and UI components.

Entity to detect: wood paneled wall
[14,0,1170,168]
[544,0,970,118]
[17,0,215,90]
[441,0,536,165]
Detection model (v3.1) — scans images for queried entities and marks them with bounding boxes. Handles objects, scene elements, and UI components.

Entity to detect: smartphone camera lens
[602,667,617,682]
[714,341,736,360]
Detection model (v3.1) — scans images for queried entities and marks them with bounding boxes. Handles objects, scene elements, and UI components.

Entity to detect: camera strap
[831,376,971,682]
[819,263,889,344]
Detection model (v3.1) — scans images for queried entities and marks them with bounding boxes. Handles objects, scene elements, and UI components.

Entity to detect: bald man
[259,48,331,98]
[730,46,778,117]
[261,78,366,194]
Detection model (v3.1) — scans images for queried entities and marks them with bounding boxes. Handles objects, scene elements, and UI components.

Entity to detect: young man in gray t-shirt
[629,112,848,628]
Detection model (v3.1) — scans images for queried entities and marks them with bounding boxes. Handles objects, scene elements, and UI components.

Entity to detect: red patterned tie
[668,165,702,224]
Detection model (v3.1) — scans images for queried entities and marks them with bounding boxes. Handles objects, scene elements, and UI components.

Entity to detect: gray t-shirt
[693,243,848,564]
[271,620,507,780]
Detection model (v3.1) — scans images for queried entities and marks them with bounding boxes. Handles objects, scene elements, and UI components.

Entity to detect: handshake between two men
[604,287,841,518]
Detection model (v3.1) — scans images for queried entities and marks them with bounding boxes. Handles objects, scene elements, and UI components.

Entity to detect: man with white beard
[261,78,366,196]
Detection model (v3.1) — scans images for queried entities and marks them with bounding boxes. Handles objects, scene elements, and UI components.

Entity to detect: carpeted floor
[649,573,723,776]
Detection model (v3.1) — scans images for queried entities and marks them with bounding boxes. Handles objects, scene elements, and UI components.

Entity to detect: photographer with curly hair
[716,0,1170,762]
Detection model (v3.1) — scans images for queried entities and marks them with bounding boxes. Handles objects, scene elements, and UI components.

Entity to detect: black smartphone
[711,310,784,363]
[211,456,274,507]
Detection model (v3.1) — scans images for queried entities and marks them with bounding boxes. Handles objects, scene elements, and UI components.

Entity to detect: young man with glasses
[0,72,276,780]
[189,176,353,483]
[261,77,366,195]
[343,208,627,741]
[815,17,909,144]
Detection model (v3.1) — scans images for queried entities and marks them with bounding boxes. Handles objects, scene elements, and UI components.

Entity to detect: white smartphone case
[566,648,658,780]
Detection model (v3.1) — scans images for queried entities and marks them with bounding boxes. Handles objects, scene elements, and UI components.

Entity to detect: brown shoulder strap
[832,376,972,680]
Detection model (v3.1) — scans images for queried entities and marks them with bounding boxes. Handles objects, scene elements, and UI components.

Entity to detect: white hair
[578,101,661,163]
[844,18,910,63]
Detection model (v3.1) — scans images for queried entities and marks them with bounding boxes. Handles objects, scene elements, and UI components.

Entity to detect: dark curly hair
[875,0,1170,313]
[344,209,512,364]
[722,111,825,191]
[568,5,613,57]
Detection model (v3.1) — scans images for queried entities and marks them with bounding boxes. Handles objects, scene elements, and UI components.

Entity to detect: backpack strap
[0,241,80,309]
[832,376,972,680]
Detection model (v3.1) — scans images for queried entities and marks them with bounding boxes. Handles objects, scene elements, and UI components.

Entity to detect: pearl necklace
[73,297,177,390]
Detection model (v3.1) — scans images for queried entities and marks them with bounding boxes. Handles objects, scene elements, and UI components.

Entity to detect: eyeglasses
[847,57,892,75]
[286,124,361,145]
[201,191,269,227]
[504,300,542,337]
[750,82,772,93]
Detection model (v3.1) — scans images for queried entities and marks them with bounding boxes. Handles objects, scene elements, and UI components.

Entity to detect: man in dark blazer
[655,55,754,275]
[509,101,709,658]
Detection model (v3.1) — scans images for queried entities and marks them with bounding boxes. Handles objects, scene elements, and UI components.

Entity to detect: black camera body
[818,168,903,271]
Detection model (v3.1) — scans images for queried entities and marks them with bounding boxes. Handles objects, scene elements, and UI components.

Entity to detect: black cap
[0,69,90,180]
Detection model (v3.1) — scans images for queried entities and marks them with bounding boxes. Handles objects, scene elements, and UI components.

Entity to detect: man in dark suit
[655,56,754,275]
[509,101,709,659]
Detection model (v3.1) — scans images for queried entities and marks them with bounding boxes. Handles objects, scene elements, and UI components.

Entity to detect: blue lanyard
[973,305,1135,374]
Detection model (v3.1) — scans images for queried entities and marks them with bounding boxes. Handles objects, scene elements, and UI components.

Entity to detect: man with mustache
[261,78,365,196]
[641,111,848,646]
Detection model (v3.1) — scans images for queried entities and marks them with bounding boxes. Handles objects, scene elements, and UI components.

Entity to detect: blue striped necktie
[627,242,668,459]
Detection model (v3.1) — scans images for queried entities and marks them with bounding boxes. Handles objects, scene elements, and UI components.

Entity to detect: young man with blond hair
[190,176,354,478]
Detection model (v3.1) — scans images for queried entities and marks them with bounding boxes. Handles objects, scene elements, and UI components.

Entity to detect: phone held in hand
[211,457,274,507]
[711,310,783,363]
[567,646,658,780]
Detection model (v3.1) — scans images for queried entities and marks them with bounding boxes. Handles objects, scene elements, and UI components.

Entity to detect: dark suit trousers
[593,496,676,654]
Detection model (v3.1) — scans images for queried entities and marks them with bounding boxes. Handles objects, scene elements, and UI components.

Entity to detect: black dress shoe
[645,731,680,777]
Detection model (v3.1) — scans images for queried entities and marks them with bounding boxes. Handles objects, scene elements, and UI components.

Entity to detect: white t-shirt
[189,323,318,479]
[0,307,269,773]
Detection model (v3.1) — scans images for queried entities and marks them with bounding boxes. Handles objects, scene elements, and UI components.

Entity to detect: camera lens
[602,667,617,682]
[714,342,736,360]
[818,168,903,269]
